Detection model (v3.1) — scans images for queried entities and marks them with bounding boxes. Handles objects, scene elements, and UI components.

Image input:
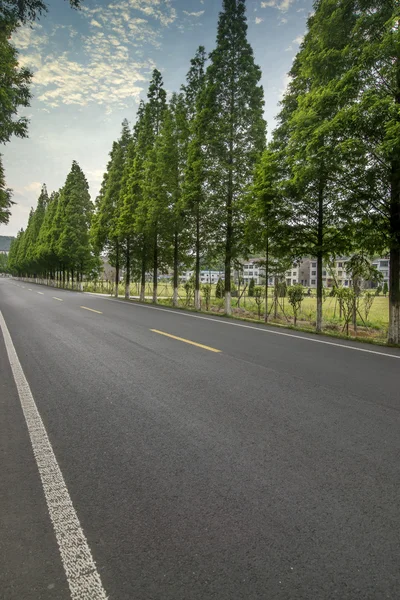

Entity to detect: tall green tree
[327,0,400,343]
[181,46,209,309]
[57,161,94,282]
[36,190,61,278]
[245,147,290,321]
[92,119,132,297]
[141,70,167,303]
[25,184,48,276]
[203,0,266,314]
[118,101,151,302]
[274,0,356,332]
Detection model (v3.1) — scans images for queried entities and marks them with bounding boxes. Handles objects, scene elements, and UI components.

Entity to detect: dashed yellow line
[150,329,221,353]
[80,306,102,315]
[37,292,44,295]
[53,297,63,302]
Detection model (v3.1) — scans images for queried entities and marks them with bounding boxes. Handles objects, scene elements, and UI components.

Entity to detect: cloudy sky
[1,0,313,236]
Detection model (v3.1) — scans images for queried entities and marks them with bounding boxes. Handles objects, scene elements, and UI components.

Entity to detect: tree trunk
[264,237,269,322]
[388,63,400,344]
[140,245,146,302]
[316,179,324,332]
[225,187,232,315]
[125,241,130,300]
[173,230,179,308]
[195,206,201,310]
[115,242,120,298]
[153,230,158,304]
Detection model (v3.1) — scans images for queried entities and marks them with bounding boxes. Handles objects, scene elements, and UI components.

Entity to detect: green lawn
[83,279,390,340]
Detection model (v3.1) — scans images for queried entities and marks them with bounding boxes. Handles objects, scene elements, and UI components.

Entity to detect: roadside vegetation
[3,0,400,345]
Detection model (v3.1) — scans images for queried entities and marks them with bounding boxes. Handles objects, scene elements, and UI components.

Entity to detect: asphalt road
[1,277,400,600]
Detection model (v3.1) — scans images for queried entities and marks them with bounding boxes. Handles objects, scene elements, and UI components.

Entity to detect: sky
[1,0,314,237]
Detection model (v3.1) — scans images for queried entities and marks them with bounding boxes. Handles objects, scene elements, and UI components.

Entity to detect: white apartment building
[180,270,225,284]
[371,257,390,288]
[241,259,275,286]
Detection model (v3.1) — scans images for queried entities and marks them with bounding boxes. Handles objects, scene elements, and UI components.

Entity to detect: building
[180,270,225,284]
[371,257,390,289]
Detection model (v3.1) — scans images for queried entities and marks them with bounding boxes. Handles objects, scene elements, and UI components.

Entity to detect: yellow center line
[37,292,44,295]
[80,306,103,315]
[151,329,221,353]
[28,288,32,291]
[53,297,63,302]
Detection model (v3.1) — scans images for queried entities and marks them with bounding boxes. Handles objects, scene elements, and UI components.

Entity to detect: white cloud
[260,0,295,12]
[183,10,205,17]
[22,182,42,193]
[13,1,175,112]
[293,35,304,45]
[255,17,264,24]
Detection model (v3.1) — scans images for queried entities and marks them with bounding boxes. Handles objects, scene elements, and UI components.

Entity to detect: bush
[383,282,388,296]
[216,277,225,299]
[287,284,304,326]
[248,277,255,297]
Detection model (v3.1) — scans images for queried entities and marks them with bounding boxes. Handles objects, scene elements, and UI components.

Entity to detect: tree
[57,161,94,282]
[141,69,167,304]
[248,277,255,297]
[1,0,80,24]
[24,184,48,276]
[0,19,31,146]
[274,0,357,333]
[181,46,209,310]
[245,146,290,320]
[216,277,224,299]
[327,0,400,344]
[203,0,266,315]
[383,282,389,297]
[36,190,61,279]
[92,119,132,298]
[288,284,304,327]
[0,156,14,224]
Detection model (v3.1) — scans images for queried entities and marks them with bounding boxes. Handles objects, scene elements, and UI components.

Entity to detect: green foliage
[0,20,31,146]
[287,284,304,326]
[254,285,264,318]
[0,156,14,224]
[215,277,224,299]
[383,282,388,297]
[202,0,266,310]
[202,283,211,311]
[0,252,8,273]
[248,277,255,297]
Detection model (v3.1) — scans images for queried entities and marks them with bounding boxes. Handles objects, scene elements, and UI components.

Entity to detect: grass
[82,279,391,344]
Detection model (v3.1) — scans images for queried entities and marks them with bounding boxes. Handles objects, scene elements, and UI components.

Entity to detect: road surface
[1,277,400,600]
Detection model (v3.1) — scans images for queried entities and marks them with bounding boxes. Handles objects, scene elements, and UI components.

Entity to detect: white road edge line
[0,310,108,600]
[85,292,400,360]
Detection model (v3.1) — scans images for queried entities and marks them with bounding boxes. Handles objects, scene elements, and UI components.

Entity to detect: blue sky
[1,0,313,236]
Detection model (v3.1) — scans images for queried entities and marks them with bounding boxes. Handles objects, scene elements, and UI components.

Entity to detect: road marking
[81,306,102,315]
[53,297,63,302]
[0,311,108,600]
[28,288,33,291]
[37,291,44,295]
[151,329,221,353]
[85,293,400,360]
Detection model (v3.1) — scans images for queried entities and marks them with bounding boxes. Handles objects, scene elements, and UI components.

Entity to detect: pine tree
[246,147,290,320]
[181,46,209,309]
[36,190,61,279]
[25,184,48,276]
[203,0,266,314]
[140,70,167,303]
[92,120,132,297]
[118,101,151,302]
[274,0,356,332]
[57,161,94,283]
